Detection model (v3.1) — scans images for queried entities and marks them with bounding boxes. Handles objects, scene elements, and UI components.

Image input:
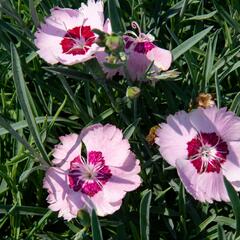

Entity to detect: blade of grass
[140,190,152,240]
[29,0,39,28]
[10,43,49,165]
[91,209,103,240]
[0,115,36,156]
[224,177,240,237]
[172,26,213,61]
[107,0,124,32]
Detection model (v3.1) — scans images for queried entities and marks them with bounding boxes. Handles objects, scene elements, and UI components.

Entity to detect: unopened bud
[77,209,90,227]
[105,35,124,51]
[126,86,141,99]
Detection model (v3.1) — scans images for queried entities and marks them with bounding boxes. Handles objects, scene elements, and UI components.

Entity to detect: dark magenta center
[134,41,155,54]
[60,26,95,55]
[187,132,229,174]
[68,151,112,197]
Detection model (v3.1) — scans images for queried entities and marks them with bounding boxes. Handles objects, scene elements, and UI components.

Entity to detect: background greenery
[1,0,240,239]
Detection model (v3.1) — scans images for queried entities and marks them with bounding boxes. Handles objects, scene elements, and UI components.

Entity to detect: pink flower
[123,22,172,81]
[43,124,141,220]
[34,0,111,65]
[155,107,240,203]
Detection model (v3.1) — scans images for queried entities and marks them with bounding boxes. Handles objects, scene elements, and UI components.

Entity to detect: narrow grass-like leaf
[0,115,36,155]
[212,46,240,74]
[123,118,140,139]
[186,10,217,20]
[0,205,47,216]
[10,43,49,164]
[179,183,187,239]
[172,26,213,61]
[26,210,52,239]
[190,214,216,238]
[213,0,240,33]
[29,0,39,28]
[214,216,236,229]
[44,66,91,81]
[0,116,77,136]
[48,95,67,130]
[19,166,44,183]
[214,72,221,108]
[58,75,89,123]
[91,209,103,240]
[224,177,240,237]
[203,30,219,91]
[107,0,124,32]
[218,224,226,240]
[230,92,240,113]
[140,190,152,240]
[87,108,114,126]
[219,61,240,83]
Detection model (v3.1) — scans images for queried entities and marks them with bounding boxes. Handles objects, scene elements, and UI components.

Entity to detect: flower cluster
[35,0,240,222]
[34,0,172,81]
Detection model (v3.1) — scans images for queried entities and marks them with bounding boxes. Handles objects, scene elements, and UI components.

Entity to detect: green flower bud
[126,86,141,99]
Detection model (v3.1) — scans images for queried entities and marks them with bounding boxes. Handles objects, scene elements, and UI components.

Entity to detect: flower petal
[222,141,240,189]
[147,46,172,71]
[79,0,104,30]
[43,167,76,220]
[176,159,229,202]
[82,124,131,167]
[155,111,197,166]
[52,133,80,170]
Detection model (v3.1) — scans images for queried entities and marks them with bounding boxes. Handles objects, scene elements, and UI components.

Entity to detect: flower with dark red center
[122,21,172,81]
[34,0,112,65]
[155,107,240,203]
[43,124,141,220]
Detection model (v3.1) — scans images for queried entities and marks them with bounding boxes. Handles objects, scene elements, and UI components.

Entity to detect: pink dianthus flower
[155,107,240,203]
[123,22,172,81]
[34,0,111,65]
[43,124,141,220]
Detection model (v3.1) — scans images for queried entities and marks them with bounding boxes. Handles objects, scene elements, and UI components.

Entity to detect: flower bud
[126,86,141,99]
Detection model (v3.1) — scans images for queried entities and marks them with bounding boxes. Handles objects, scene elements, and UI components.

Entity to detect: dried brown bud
[196,93,215,109]
[146,125,160,145]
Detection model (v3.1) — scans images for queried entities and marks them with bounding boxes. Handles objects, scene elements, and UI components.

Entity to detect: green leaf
[87,108,114,126]
[28,0,39,28]
[0,116,77,136]
[19,166,44,183]
[140,190,152,240]
[107,0,124,32]
[230,92,240,114]
[0,115,36,155]
[172,26,213,61]
[0,205,47,216]
[212,46,240,74]
[10,43,49,165]
[213,0,240,33]
[123,118,140,139]
[215,72,221,108]
[224,177,240,237]
[186,10,217,21]
[26,210,52,239]
[217,224,226,240]
[91,209,103,240]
